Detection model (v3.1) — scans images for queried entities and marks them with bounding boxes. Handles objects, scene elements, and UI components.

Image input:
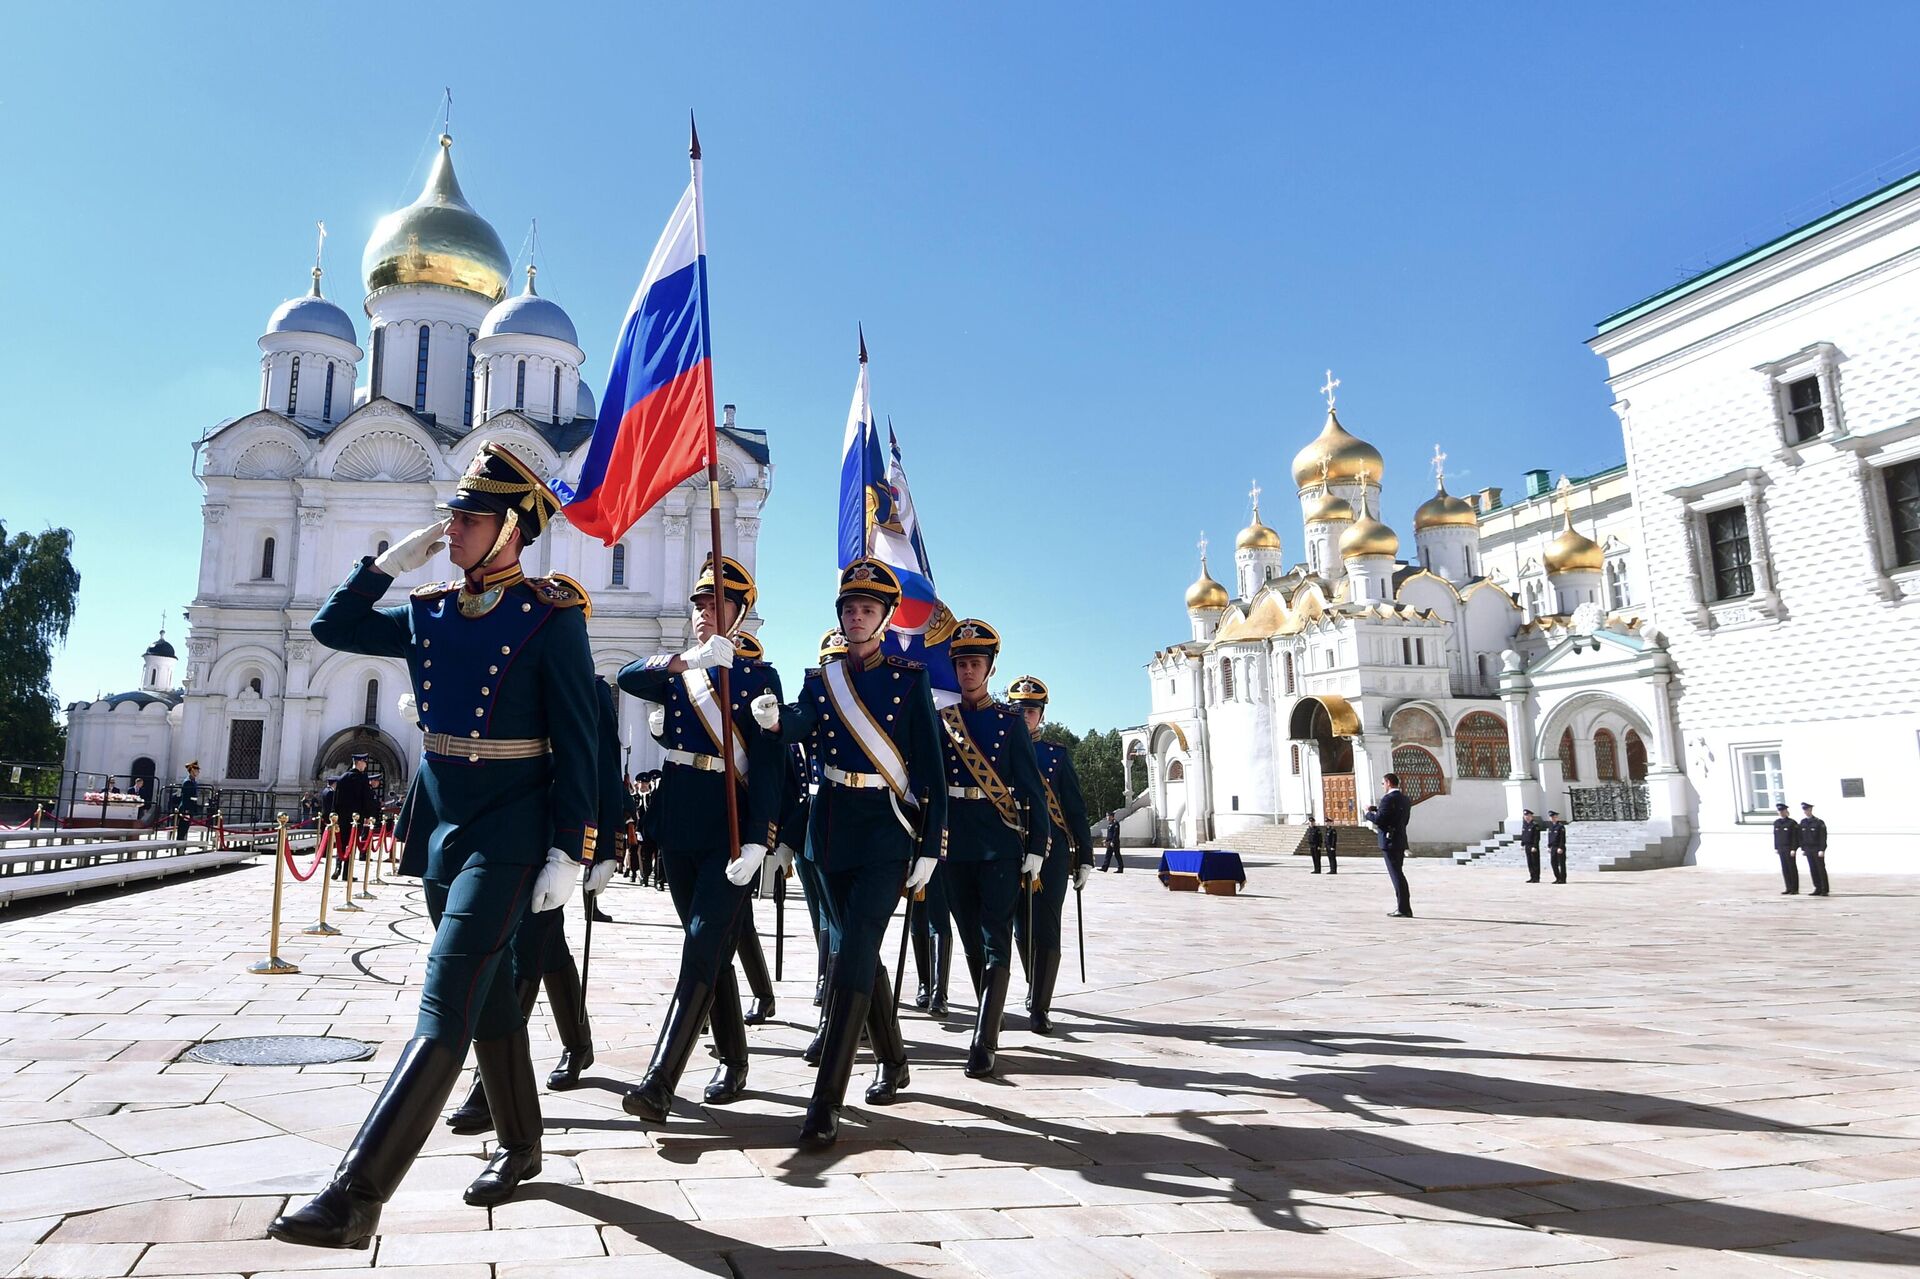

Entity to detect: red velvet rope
[282,827,325,882]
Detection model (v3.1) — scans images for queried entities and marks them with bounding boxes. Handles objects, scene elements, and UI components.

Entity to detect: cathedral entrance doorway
[314,726,406,812]
[1289,696,1360,824]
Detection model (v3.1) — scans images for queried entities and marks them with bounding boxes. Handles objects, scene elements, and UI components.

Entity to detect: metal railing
[1569,783,1650,823]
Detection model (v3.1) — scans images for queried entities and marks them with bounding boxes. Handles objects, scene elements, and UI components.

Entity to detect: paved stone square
[2,849,1918,1277]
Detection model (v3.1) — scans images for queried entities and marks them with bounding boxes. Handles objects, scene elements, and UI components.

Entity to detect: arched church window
[323,363,336,423]
[1290,743,1301,775]
[464,335,476,428]
[1391,745,1444,803]
[1221,660,1235,700]
[414,326,431,413]
[515,360,527,411]
[1558,728,1579,781]
[1476,653,1492,687]
[1166,760,1184,782]
[371,325,386,393]
[259,536,276,581]
[1624,729,1648,781]
[611,544,627,588]
[287,356,300,415]
[1283,653,1296,694]
[376,539,390,556]
[551,367,562,425]
[1594,729,1619,781]
[1454,710,1510,779]
[1389,707,1443,748]
[248,677,263,697]
[480,362,491,421]
[364,678,380,727]
[1309,543,1321,572]
[1605,558,1630,609]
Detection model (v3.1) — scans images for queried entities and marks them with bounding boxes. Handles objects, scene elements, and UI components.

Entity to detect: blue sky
[5,3,1918,734]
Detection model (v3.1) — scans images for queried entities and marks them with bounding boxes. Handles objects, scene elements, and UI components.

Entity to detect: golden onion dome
[1305,490,1355,524]
[1292,408,1384,489]
[1545,516,1605,575]
[1339,495,1400,560]
[362,135,510,302]
[1414,483,1478,531]
[1235,498,1281,551]
[1186,560,1230,611]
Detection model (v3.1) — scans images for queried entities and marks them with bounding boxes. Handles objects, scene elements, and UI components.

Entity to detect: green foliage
[0,521,81,763]
[1033,720,1131,824]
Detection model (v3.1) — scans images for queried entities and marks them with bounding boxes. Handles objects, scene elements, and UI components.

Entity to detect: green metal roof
[1594,167,1920,337]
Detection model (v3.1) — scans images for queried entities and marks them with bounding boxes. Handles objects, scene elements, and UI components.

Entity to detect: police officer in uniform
[1798,802,1830,896]
[1008,676,1093,1036]
[270,443,599,1249]
[617,556,783,1121]
[752,559,946,1145]
[1546,810,1569,884]
[332,755,377,879]
[930,623,1047,1076]
[1518,808,1543,883]
[171,761,201,842]
[1321,817,1339,873]
[1772,803,1801,894]
[1305,814,1324,874]
[444,678,622,1136]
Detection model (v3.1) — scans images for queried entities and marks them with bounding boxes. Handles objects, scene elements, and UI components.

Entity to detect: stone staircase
[1453,820,1688,873]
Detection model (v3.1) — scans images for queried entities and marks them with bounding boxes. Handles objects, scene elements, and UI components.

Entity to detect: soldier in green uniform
[1009,676,1094,1034]
[752,559,946,1145]
[444,676,622,1136]
[616,556,784,1121]
[935,621,1048,1077]
[270,444,600,1250]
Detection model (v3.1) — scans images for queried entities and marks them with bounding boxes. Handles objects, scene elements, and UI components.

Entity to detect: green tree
[0,522,81,763]
[1032,720,1129,826]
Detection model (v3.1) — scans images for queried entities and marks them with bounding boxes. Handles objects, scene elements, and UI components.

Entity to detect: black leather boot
[542,963,594,1090]
[268,1037,462,1249]
[811,928,828,1006]
[1028,949,1061,1035]
[964,964,1010,1079]
[621,977,715,1122]
[704,967,750,1104]
[864,969,910,1105]
[736,924,776,1025]
[445,979,538,1133]
[464,1027,542,1206]
[800,983,870,1147]
[804,953,836,1067]
[929,933,952,1017]
[910,929,933,1010]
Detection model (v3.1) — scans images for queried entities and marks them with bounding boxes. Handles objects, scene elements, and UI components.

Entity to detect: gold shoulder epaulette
[411,580,459,599]
[529,574,592,616]
[885,656,926,671]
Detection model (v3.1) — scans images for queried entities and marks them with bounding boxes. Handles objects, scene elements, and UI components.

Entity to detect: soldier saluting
[617,555,784,1121]
[271,443,599,1249]
[1009,676,1093,1036]
[752,558,946,1145]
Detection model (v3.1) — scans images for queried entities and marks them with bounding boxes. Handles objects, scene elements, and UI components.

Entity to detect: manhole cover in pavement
[184,1035,376,1067]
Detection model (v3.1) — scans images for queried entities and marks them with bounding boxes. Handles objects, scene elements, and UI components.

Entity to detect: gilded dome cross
[1320,369,1341,410]
[1431,444,1447,489]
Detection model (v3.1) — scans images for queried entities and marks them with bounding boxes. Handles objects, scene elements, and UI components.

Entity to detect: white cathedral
[63,133,770,812]
[1126,389,1691,862]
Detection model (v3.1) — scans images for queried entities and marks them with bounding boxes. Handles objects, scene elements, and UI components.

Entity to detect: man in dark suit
[1798,802,1830,897]
[1771,803,1801,895]
[1518,809,1543,883]
[1546,810,1569,884]
[1364,773,1413,918]
[331,756,376,879]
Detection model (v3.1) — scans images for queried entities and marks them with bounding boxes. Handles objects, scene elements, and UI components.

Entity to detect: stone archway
[1533,692,1658,822]
[1289,696,1358,822]
[314,725,406,811]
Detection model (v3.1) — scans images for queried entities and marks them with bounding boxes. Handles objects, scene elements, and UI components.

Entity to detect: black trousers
[1549,848,1567,883]
[1777,851,1800,893]
[1802,850,1829,895]
[1523,845,1540,881]
[1381,847,1412,914]
[1100,845,1124,872]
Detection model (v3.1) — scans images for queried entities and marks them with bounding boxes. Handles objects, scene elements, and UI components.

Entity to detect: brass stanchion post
[249,816,300,975]
[336,816,364,914]
[373,817,387,886]
[303,815,342,936]
[356,817,376,900]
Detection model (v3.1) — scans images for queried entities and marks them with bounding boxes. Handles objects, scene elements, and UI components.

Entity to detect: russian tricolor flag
[566,129,714,544]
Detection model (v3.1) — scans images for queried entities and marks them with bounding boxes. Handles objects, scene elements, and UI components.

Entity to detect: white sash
[684,667,750,779]
[822,660,910,802]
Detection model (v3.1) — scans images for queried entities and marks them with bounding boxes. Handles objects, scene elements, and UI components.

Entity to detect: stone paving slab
[4,853,1920,1275]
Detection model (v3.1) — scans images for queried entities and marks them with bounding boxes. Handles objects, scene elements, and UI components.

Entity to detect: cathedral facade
[63,134,770,813]
[1128,402,1689,860]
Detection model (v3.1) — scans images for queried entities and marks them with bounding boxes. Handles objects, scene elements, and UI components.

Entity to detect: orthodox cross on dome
[1197,531,1210,567]
[1320,369,1341,411]
[442,86,453,137]
[1248,478,1262,519]
[1430,444,1447,490]
[311,221,327,294]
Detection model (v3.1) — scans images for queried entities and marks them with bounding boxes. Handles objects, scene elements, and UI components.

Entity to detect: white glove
[751,692,781,731]
[1021,852,1045,879]
[681,634,734,671]
[648,706,667,740]
[772,844,797,876]
[904,856,938,893]
[726,842,769,886]
[374,521,447,576]
[532,848,577,913]
[1074,865,1092,890]
[584,858,617,894]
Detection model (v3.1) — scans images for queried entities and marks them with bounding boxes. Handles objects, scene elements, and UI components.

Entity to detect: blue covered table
[1158,849,1246,894]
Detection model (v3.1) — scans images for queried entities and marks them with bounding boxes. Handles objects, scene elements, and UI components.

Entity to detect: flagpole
[858,326,872,559]
[691,113,745,865]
